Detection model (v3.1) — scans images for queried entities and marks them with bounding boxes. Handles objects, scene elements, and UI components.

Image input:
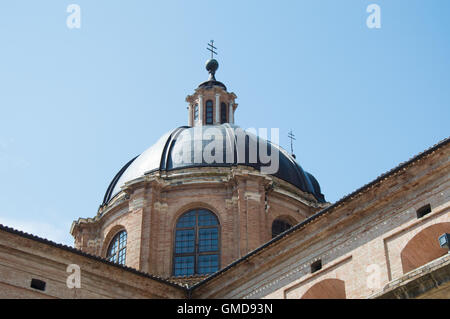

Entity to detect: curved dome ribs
[271,143,309,193]
[160,127,189,171]
[102,156,138,206]
[226,124,239,164]
[305,172,325,202]
[101,125,326,206]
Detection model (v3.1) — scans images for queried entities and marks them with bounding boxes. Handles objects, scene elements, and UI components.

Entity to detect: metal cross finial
[288,129,296,155]
[207,40,218,59]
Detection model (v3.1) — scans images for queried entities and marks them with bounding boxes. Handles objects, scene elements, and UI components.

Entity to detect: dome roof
[102,124,325,205]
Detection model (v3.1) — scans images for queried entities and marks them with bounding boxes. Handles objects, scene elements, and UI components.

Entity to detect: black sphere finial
[206,58,219,80]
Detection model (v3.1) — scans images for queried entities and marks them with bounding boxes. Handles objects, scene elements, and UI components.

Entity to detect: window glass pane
[118,248,126,265]
[108,241,117,255]
[197,254,219,275]
[198,228,218,252]
[220,103,227,123]
[198,210,218,226]
[119,232,127,249]
[175,229,195,253]
[174,256,195,276]
[194,104,199,120]
[176,211,196,228]
[272,219,292,238]
[206,101,213,124]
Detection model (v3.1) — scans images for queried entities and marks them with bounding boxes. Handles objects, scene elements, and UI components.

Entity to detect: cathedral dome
[102,124,325,205]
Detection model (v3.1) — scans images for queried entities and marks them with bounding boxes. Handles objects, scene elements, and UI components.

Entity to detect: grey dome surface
[102,124,325,205]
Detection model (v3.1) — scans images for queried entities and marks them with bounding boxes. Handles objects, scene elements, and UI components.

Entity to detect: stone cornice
[95,165,323,222]
[370,254,450,299]
[186,87,237,104]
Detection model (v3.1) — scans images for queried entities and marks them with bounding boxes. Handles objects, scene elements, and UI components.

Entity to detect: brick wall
[0,228,186,298]
[191,144,450,299]
[71,166,321,279]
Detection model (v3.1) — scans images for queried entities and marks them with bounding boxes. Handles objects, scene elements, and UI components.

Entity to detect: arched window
[272,218,293,238]
[106,230,127,265]
[193,103,199,121]
[205,100,214,125]
[173,209,220,276]
[220,102,228,124]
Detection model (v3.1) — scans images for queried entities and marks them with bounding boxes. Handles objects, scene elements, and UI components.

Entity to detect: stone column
[215,93,220,124]
[198,95,203,126]
[188,103,192,127]
[229,100,234,124]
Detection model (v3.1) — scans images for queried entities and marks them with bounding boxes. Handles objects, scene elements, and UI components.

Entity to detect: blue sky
[0,1,449,246]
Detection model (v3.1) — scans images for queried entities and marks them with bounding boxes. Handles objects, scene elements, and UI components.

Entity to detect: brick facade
[71,166,323,279]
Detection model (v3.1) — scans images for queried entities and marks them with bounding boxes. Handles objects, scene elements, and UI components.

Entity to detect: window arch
[106,230,127,265]
[272,218,293,238]
[173,209,220,276]
[220,102,228,124]
[205,100,214,125]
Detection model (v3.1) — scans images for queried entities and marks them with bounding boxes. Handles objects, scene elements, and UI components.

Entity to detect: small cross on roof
[207,40,218,59]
